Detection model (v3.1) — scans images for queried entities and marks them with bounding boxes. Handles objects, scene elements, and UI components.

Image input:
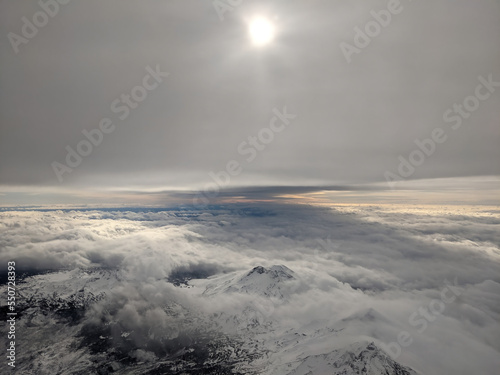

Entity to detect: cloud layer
[1,203,499,374]
[1,0,499,189]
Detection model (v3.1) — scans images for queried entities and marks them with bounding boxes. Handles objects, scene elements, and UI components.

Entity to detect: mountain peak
[203,265,298,300]
[248,266,266,275]
[246,265,295,279]
[289,341,419,375]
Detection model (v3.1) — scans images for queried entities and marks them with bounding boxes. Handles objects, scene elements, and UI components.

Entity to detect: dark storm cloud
[0,0,499,191]
[164,184,386,203]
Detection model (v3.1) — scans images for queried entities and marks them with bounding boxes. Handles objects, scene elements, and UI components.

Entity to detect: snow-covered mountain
[0,265,420,375]
[287,341,418,375]
[203,265,299,300]
[16,268,120,312]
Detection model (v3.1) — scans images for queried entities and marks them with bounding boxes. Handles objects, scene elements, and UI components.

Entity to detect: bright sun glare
[249,17,275,46]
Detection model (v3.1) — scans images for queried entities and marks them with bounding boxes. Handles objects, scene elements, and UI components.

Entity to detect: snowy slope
[287,341,418,375]
[0,265,421,375]
[16,268,121,311]
[200,265,420,375]
[203,265,299,300]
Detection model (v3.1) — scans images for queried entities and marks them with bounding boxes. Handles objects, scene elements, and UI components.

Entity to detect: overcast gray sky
[0,0,499,204]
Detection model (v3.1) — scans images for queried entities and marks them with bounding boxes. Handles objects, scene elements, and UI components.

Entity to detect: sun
[248,17,275,46]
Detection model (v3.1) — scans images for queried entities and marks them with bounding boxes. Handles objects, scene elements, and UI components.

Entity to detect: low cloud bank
[1,203,499,374]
